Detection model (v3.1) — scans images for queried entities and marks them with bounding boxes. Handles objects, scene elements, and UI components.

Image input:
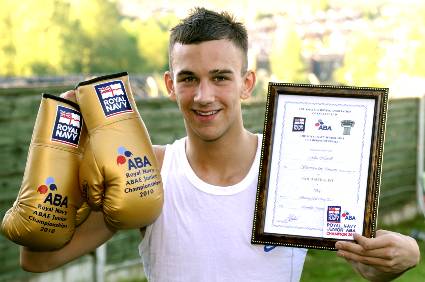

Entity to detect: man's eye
[213,76,228,82]
[177,76,196,83]
[181,77,196,83]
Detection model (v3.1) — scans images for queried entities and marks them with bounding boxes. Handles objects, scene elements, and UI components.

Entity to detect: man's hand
[60,90,77,102]
[335,230,420,281]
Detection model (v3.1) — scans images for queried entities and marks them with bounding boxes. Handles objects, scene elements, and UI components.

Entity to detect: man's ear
[240,70,256,100]
[164,71,176,101]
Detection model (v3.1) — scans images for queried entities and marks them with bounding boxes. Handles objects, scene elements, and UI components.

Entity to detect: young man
[21,7,419,281]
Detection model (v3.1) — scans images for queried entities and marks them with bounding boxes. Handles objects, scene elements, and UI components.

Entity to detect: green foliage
[2,0,425,89]
[334,1,425,87]
[269,22,308,83]
[122,14,178,73]
[394,4,425,78]
[334,30,384,87]
[0,0,67,75]
[0,0,174,76]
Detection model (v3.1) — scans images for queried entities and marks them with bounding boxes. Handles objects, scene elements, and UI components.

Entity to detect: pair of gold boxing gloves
[1,72,164,250]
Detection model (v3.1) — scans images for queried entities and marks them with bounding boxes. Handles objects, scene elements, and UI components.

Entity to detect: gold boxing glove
[76,72,163,229]
[1,94,85,250]
[75,202,91,226]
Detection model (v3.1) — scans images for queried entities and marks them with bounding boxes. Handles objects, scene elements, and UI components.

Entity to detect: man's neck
[185,129,258,186]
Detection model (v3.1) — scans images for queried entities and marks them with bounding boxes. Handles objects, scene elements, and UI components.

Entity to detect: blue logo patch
[264,245,277,252]
[292,117,306,132]
[94,80,132,117]
[327,206,341,223]
[52,106,82,147]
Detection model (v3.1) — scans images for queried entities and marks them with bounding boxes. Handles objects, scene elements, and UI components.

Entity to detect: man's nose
[194,80,214,104]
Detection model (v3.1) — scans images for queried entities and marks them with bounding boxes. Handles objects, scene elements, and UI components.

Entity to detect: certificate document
[252,83,388,250]
[264,95,374,239]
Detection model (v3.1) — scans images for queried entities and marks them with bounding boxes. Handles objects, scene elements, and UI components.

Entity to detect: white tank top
[139,136,307,282]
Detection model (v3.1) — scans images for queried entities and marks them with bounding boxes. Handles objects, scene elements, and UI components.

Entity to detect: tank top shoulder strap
[160,137,186,189]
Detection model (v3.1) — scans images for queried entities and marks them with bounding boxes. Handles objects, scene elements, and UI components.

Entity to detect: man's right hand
[20,211,115,272]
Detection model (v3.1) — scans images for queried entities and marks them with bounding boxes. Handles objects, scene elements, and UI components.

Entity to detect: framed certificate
[251,83,388,250]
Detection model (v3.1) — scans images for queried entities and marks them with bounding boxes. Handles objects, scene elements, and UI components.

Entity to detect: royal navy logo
[51,106,82,147]
[292,117,306,132]
[94,80,133,117]
[327,206,341,223]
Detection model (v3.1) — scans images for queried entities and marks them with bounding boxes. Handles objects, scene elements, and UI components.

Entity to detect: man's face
[165,39,255,142]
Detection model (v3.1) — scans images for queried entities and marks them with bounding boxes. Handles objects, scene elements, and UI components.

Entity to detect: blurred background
[1,0,425,93]
[0,0,424,281]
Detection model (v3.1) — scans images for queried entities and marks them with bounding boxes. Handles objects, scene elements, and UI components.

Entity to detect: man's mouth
[194,110,219,116]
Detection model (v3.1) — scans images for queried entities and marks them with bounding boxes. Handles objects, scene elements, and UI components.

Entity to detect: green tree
[122,14,178,73]
[334,1,425,87]
[0,0,145,76]
[269,22,308,83]
[0,0,16,76]
[63,0,142,74]
[394,3,425,78]
[0,0,67,75]
[334,31,383,87]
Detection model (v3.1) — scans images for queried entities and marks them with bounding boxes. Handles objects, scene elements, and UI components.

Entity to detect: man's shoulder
[153,145,166,170]
[152,137,186,170]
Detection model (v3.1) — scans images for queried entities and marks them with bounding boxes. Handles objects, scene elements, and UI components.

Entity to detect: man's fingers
[336,248,396,272]
[353,232,392,250]
[337,230,421,278]
[60,90,77,103]
[375,229,391,236]
[337,247,410,274]
[335,240,392,260]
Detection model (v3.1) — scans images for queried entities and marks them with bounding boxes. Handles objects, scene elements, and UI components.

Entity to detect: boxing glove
[76,72,163,229]
[1,94,85,250]
[75,202,91,226]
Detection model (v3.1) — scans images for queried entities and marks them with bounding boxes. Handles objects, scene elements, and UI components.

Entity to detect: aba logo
[37,177,57,194]
[95,80,133,117]
[342,211,356,221]
[327,206,341,223]
[292,117,306,132]
[315,119,332,131]
[52,106,82,147]
[116,146,152,170]
[37,177,68,208]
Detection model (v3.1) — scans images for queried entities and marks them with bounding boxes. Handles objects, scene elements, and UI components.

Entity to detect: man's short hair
[169,7,248,73]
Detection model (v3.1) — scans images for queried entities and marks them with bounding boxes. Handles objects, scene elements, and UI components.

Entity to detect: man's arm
[335,230,420,282]
[20,211,115,272]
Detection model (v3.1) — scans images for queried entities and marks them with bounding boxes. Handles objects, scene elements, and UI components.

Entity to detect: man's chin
[192,131,224,143]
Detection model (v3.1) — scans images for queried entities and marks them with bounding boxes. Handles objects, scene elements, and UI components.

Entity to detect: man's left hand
[335,229,420,281]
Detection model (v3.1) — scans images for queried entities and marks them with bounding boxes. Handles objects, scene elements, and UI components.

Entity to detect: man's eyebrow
[176,70,195,77]
[176,69,234,77]
[209,69,233,75]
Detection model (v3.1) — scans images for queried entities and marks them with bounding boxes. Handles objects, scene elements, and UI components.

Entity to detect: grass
[301,214,425,281]
[117,215,425,282]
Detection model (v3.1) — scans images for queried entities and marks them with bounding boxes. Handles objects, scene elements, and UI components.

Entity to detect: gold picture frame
[251,83,388,250]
